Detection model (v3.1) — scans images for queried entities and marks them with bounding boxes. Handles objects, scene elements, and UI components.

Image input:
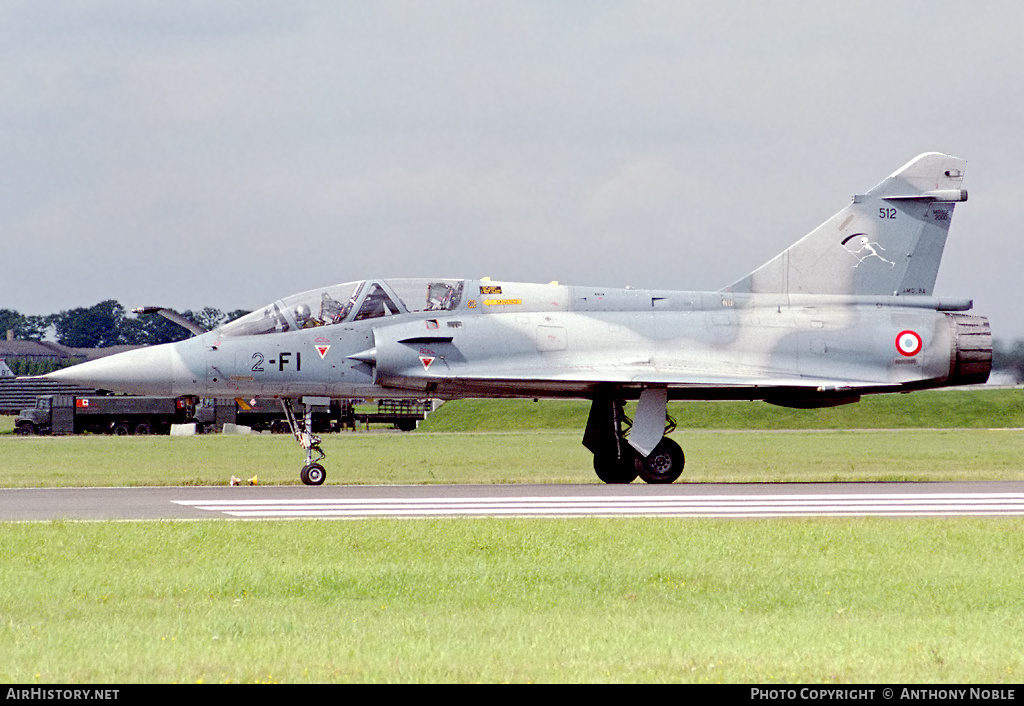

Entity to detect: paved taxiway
[3,481,1024,521]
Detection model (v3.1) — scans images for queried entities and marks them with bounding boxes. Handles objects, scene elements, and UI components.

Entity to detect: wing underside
[380,364,901,400]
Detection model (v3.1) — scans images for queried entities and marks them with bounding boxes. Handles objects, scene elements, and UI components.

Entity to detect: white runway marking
[174,493,1024,519]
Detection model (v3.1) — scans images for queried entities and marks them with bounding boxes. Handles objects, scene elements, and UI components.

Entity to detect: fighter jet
[47,152,991,485]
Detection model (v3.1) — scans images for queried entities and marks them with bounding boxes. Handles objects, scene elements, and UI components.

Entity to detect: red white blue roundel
[895,330,923,357]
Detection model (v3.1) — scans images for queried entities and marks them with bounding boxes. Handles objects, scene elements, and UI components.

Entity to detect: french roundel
[895,330,923,357]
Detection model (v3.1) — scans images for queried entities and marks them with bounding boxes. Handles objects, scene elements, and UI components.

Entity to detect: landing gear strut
[583,393,685,484]
[282,398,327,485]
[584,398,638,483]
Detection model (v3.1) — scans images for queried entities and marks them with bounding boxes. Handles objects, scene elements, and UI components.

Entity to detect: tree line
[993,339,1024,381]
[1,301,250,349]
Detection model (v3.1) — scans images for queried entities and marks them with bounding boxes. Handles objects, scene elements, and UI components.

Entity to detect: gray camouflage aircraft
[48,152,991,485]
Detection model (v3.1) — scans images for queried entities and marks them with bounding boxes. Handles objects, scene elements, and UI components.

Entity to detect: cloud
[583,156,699,224]
[2,2,1024,338]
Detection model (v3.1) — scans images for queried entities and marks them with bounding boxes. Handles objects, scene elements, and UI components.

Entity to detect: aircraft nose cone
[45,344,177,396]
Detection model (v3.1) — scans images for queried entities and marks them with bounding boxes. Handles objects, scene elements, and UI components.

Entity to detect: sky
[3,1,1024,340]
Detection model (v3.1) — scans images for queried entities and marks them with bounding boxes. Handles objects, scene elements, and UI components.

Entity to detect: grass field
[2,389,1024,487]
[2,388,1023,682]
[420,388,1024,431]
[3,518,1023,683]
[4,388,1024,438]
[2,428,1024,487]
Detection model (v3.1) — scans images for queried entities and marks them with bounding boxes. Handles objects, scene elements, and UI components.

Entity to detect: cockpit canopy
[220,279,464,337]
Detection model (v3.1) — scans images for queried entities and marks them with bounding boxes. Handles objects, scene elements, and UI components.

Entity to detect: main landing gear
[282,398,327,485]
[582,393,685,484]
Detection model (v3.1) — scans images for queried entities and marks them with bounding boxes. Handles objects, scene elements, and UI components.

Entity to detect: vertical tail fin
[726,153,967,296]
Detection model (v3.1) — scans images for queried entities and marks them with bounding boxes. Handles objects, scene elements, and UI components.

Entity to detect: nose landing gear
[282,398,328,485]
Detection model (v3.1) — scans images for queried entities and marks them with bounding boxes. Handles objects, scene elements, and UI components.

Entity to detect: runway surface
[4,481,1024,521]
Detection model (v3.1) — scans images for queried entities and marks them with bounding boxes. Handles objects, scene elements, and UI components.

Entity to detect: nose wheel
[283,399,328,485]
[300,462,326,486]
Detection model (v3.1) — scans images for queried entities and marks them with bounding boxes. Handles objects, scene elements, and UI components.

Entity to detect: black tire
[635,438,685,484]
[16,422,37,436]
[134,422,153,435]
[593,451,639,484]
[301,463,326,486]
[113,422,132,436]
[395,419,417,432]
[271,420,290,434]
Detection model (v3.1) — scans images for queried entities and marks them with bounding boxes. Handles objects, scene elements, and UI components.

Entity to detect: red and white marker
[895,330,923,357]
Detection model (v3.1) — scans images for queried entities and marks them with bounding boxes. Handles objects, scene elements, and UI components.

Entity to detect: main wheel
[301,463,326,486]
[134,422,153,435]
[635,438,685,484]
[16,422,37,436]
[593,451,639,484]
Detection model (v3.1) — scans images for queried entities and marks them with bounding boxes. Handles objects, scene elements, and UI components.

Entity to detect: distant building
[0,339,140,365]
[0,338,142,414]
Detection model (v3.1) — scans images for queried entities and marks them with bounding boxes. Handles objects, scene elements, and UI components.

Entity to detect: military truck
[15,394,195,435]
[194,397,342,434]
[351,399,433,431]
[193,398,433,433]
[14,394,434,436]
